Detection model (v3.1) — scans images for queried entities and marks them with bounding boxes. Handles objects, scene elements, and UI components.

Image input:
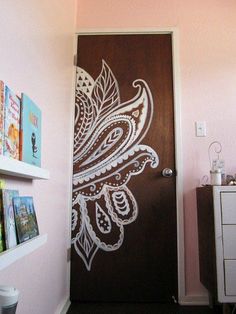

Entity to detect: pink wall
[76,0,236,298]
[0,1,75,313]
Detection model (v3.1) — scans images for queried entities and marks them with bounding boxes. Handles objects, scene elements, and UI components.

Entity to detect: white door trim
[74,27,186,304]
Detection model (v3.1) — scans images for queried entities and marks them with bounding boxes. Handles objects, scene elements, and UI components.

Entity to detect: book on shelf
[3,85,21,160]
[12,196,39,243]
[20,94,41,167]
[0,81,4,155]
[0,189,19,249]
[0,223,4,252]
[0,199,5,252]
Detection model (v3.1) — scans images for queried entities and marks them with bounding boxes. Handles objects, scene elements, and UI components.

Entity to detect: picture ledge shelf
[0,155,50,179]
[0,234,48,270]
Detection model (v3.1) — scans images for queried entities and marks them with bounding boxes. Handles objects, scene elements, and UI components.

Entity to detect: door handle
[162,168,173,177]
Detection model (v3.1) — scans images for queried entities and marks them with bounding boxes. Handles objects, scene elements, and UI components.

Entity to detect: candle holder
[208,141,225,185]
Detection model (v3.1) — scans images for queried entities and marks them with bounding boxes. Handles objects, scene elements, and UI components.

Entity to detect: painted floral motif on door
[72,60,159,271]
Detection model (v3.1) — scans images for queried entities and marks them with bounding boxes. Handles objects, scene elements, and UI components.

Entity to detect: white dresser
[197,186,236,304]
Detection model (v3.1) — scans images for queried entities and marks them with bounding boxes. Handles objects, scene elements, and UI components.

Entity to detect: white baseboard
[56,298,71,314]
[179,294,209,306]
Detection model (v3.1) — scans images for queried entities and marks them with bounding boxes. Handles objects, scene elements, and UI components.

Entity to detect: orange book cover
[3,85,20,159]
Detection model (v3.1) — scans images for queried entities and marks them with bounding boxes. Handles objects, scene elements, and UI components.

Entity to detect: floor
[67,302,222,314]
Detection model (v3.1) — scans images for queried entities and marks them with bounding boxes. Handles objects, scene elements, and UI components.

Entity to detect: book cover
[0,223,4,252]
[20,94,41,167]
[12,196,39,243]
[0,81,5,155]
[1,189,19,249]
[0,196,5,252]
[3,85,20,159]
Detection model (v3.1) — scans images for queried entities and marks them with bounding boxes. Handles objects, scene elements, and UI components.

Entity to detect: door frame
[72,27,185,304]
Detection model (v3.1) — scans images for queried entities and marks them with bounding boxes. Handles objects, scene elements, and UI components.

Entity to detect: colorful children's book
[3,86,20,159]
[20,94,41,167]
[0,81,5,155]
[0,223,4,252]
[0,181,6,252]
[0,199,5,252]
[12,196,39,243]
[1,189,19,249]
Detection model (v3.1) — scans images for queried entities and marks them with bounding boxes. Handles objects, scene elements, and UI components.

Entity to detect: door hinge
[73,54,77,66]
[67,247,71,262]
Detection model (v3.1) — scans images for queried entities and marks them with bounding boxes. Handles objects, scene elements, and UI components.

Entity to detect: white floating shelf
[0,155,49,179]
[0,234,47,270]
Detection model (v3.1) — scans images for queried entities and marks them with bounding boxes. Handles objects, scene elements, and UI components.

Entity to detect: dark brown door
[71,34,177,303]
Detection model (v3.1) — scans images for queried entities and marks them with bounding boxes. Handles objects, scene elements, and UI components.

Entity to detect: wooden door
[71,34,177,303]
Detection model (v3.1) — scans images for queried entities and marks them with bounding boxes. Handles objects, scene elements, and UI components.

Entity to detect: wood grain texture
[196,186,218,304]
[71,34,177,302]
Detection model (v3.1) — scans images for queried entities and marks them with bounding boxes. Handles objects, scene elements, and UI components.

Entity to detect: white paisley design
[72,60,159,271]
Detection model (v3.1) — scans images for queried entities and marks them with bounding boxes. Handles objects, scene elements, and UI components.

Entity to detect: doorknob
[162,168,173,177]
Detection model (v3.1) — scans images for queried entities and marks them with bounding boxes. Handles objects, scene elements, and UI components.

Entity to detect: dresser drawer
[221,192,236,224]
[223,225,236,259]
[224,260,236,296]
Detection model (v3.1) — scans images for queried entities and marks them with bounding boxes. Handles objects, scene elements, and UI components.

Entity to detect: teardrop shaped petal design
[71,60,159,271]
[95,203,112,234]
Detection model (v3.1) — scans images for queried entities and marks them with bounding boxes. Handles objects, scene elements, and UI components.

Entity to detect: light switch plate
[195,121,206,137]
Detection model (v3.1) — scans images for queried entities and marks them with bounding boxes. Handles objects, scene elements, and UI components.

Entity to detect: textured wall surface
[0,1,75,313]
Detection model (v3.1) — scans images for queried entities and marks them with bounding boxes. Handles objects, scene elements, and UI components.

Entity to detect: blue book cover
[20,93,41,166]
[12,196,39,243]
